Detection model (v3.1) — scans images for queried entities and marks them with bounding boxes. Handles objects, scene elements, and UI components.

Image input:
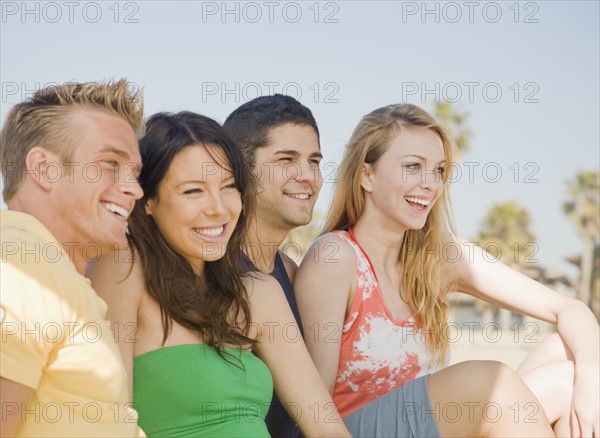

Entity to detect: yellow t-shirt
[0,211,144,437]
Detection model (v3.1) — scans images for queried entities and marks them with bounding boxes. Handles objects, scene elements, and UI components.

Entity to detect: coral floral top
[331,229,445,417]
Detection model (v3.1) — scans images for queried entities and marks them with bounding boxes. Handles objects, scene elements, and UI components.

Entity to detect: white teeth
[103,202,129,219]
[287,194,310,200]
[194,226,224,237]
[405,197,431,206]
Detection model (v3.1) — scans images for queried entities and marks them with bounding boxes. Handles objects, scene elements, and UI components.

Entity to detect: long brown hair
[323,104,455,364]
[128,111,256,356]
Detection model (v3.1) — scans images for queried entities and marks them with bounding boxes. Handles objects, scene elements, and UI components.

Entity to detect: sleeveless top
[241,252,304,335]
[134,344,272,437]
[240,252,303,438]
[332,229,445,418]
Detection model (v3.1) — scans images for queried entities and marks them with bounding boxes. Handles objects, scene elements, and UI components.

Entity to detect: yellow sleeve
[0,259,66,390]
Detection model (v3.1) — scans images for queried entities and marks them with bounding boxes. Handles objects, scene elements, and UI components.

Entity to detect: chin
[290,215,312,227]
[204,254,227,263]
[110,231,130,244]
[406,222,427,231]
[200,246,228,262]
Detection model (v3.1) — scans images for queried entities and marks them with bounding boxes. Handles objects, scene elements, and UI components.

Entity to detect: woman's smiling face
[145,144,242,272]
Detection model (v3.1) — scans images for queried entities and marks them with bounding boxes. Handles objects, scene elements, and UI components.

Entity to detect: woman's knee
[428,361,554,436]
[443,360,539,402]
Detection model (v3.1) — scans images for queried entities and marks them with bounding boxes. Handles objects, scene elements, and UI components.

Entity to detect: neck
[353,214,407,274]
[58,240,88,275]
[245,220,290,273]
[8,197,88,275]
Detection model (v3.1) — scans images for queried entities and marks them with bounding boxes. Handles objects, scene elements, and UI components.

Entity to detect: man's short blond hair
[0,79,144,201]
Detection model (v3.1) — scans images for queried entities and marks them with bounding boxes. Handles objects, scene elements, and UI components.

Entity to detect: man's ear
[360,163,374,193]
[24,146,60,192]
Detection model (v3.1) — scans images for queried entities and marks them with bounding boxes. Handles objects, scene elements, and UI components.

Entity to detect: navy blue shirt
[241,252,303,438]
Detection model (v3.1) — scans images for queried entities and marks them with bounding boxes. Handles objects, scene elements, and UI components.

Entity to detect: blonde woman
[294,103,599,437]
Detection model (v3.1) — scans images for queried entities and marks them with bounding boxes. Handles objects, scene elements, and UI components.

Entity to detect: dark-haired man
[225,94,323,438]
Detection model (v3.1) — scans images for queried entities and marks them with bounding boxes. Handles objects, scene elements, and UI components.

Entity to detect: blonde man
[1,80,145,437]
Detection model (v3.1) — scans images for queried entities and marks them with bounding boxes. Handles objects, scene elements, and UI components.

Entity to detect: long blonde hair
[323,103,455,364]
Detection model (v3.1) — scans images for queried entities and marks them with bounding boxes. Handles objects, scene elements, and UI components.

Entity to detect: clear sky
[1,0,598,278]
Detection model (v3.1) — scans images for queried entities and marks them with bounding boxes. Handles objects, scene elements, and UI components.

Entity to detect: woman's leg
[519,361,573,436]
[516,333,574,435]
[518,333,573,374]
[428,360,554,437]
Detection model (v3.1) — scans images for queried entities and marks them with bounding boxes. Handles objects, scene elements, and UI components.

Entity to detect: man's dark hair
[224,94,320,166]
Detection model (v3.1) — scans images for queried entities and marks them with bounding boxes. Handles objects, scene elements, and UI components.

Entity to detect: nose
[205,191,226,216]
[288,160,322,185]
[419,168,442,191]
[118,174,144,200]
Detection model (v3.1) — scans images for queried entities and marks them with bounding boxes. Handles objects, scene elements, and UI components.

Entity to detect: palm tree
[477,201,537,268]
[432,101,471,160]
[563,170,600,315]
[475,201,537,329]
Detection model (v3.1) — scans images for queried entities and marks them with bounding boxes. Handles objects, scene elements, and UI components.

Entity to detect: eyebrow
[175,174,235,188]
[401,154,447,163]
[98,147,130,158]
[176,180,205,188]
[274,149,323,159]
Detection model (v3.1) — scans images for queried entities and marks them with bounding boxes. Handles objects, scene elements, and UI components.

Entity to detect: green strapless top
[134,344,273,437]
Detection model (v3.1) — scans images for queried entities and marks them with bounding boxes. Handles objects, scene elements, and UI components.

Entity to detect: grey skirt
[343,374,440,438]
